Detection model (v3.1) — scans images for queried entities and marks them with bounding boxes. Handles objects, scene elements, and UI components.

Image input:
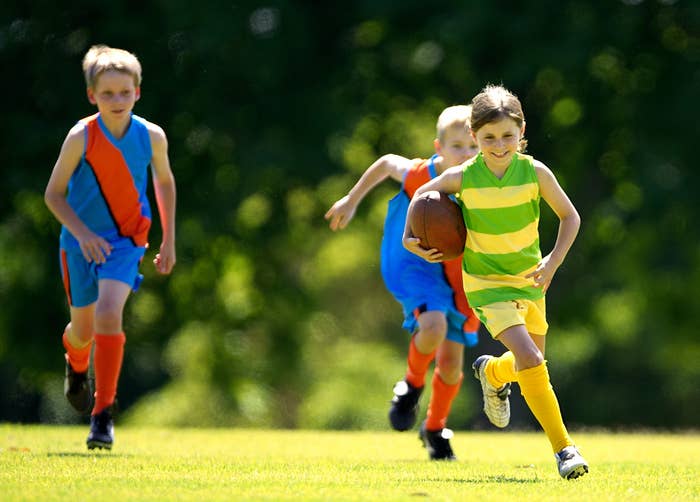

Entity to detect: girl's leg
[498,325,573,453]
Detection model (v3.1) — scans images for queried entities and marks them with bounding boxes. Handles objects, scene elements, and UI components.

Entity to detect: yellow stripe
[462,265,538,293]
[462,183,538,209]
[466,220,539,254]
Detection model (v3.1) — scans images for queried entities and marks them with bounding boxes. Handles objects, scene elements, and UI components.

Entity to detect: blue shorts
[59,246,146,307]
[399,298,478,347]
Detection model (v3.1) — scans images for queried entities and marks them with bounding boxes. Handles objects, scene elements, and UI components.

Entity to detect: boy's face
[472,117,524,171]
[435,124,479,168]
[87,70,140,121]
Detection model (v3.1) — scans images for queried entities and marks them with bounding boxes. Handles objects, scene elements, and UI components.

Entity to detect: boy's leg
[389,311,445,431]
[87,279,130,450]
[63,308,96,414]
[425,340,463,431]
[92,279,131,415]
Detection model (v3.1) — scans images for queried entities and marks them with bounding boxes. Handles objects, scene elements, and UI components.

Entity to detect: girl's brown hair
[470,85,527,152]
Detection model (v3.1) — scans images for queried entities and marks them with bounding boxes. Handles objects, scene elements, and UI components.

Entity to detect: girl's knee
[517,349,544,370]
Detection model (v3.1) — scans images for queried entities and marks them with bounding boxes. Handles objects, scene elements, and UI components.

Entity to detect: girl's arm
[44,124,113,264]
[402,165,463,262]
[325,154,412,231]
[148,124,177,275]
[526,160,581,292]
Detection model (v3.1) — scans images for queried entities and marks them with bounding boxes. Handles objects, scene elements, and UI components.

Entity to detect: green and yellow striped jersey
[458,152,544,307]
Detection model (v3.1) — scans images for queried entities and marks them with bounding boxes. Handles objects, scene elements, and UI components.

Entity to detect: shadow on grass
[47,452,133,459]
[424,476,541,484]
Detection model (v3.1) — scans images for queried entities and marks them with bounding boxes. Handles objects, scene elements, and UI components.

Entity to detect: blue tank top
[60,113,153,250]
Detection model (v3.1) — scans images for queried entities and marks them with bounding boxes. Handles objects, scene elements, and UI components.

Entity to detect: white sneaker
[472,355,511,428]
[555,446,589,479]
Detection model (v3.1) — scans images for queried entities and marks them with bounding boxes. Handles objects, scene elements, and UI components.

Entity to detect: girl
[403,85,588,479]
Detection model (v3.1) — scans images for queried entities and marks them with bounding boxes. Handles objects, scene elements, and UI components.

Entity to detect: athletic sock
[425,368,462,431]
[486,351,517,388]
[92,333,126,415]
[405,335,436,388]
[62,332,92,374]
[517,361,573,453]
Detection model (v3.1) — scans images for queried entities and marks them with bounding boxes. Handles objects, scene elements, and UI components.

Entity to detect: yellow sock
[517,361,573,453]
[485,351,516,388]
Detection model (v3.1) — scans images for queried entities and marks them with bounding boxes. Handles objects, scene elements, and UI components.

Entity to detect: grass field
[1,425,698,501]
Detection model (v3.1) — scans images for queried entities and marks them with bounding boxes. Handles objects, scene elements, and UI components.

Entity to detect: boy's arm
[402,166,463,262]
[148,124,177,275]
[44,124,113,264]
[325,154,412,231]
[526,160,581,292]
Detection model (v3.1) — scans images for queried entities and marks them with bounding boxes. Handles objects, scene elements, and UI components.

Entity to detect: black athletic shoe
[64,357,92,414]
[87,406,114,450]
[419,420,457,461]
[388,380,423,431]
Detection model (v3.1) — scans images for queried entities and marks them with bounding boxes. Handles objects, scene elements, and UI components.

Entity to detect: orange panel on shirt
[82,115,150,247]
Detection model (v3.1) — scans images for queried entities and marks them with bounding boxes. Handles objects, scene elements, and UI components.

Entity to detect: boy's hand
[76,231,112,264]
[325,195,356,231]
[403,237,444,263]
[153,241,176,274]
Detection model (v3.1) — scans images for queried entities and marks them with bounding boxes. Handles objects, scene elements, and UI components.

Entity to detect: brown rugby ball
[408,190,466,260]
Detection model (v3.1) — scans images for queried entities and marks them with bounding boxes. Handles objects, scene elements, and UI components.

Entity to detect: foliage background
[0,0,697,429]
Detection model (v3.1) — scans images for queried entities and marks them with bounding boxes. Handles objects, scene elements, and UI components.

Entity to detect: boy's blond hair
[436,105,472,142]
[82,45,142,89]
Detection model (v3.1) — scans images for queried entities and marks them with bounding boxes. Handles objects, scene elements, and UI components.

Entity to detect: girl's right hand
[403,237,444,263]
[77,231,112,264]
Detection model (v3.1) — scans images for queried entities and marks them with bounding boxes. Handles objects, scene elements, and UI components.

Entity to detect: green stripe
[464,240,541,275]
[464,199,540,234]
[467,285,544,307]
[462,154,538,189]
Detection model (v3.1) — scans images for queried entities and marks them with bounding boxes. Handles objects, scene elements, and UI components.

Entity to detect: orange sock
[93,333,126,415]
[486,351,517,388]
[62,332,92,373]
[425,369,463,431]
[405,335,436,388]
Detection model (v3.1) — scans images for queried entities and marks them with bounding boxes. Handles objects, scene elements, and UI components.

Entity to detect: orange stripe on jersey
[60,249,72,306]
[442,256,480,333]
[81,115,151,247]
[403,159,431,199]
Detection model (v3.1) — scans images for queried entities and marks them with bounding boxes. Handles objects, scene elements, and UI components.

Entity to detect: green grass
[1,425,698,501]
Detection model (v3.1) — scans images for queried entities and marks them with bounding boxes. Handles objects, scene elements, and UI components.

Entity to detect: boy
[325,106,480,460]
[44,45,176,450]
[404,85,588,479]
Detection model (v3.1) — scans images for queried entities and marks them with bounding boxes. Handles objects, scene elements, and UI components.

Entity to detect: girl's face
[87,70,140,123]
[472,117,524,172]
[435,124,479,168]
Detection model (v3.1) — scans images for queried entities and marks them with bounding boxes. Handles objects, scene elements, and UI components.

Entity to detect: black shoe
[388,380,423,431]
[64,357,92,414]
[419,420,457,461]
[87,406,114,450]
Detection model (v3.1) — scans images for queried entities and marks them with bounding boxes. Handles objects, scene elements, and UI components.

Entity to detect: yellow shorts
[474,298,548,338]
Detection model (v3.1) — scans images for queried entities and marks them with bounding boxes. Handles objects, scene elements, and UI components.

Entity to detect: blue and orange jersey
[60,113,152,250]
[380,155,479,334]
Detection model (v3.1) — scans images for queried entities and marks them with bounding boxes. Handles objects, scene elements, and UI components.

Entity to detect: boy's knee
[417,316,447,347]
[94,307,123,330]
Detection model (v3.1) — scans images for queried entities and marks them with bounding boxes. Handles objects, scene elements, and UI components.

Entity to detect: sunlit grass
[1,425,698,501]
